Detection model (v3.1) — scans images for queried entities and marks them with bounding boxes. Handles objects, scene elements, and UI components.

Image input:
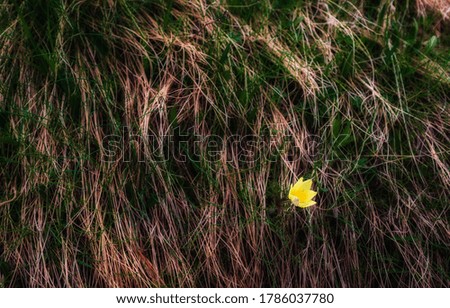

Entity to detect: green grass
[0,0,449,287]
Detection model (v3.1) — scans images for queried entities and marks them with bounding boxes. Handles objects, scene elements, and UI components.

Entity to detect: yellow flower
[288,177,317,208]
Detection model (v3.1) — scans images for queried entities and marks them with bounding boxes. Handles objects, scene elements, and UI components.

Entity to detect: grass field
[0,0,449,287]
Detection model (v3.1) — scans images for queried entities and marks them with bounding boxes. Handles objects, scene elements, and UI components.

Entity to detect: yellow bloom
[288,177,317,208]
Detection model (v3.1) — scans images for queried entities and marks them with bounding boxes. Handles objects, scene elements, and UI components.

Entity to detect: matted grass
[0,0,449,287]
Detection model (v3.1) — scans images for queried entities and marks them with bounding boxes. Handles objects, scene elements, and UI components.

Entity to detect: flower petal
[297,200,317,208]
[289,178,305,195]
[299,179,313,191]
[306,190,317,200]
[288,193,295,201]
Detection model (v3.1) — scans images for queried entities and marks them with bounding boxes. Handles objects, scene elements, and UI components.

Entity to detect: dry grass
[0,0,449,287]
[417,0,450,19]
